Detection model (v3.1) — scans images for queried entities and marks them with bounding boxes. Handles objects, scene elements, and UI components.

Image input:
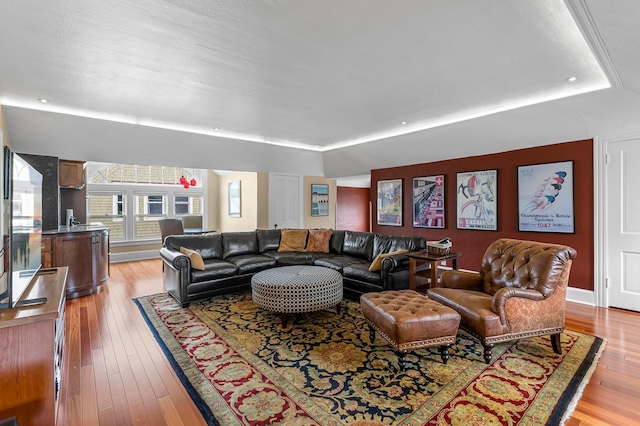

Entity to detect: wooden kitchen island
[42,225,110,299]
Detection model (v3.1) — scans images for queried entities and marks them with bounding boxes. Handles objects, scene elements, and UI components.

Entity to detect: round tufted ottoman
[360,290,461,368]
[251,265,343,327]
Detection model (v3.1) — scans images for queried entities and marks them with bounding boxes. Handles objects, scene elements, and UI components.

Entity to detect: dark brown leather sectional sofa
[160,229,425,307]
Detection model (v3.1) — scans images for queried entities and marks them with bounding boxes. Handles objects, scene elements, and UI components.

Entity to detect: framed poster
[228,180,241,217]
[377,179,403,226]
[517,161,574,233]
[456,170,497,230]
[413,175,445,228]
[311,184,329,216]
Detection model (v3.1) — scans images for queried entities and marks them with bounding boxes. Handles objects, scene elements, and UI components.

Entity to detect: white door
[269,173,302,229]
[607,138,640,311]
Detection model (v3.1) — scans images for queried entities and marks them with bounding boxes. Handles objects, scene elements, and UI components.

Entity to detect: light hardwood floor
[57,259,640,425]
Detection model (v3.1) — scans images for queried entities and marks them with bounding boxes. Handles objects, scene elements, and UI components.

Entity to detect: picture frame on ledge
[228,180,241,217]
[413,175,445,228]
[377,179,403,226]
[517,160,574,233]
[311,184,329,216]
[456,169,497,230]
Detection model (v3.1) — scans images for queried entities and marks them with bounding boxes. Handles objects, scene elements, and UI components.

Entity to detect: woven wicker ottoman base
[251,265,343,327]
[360,290,461,368]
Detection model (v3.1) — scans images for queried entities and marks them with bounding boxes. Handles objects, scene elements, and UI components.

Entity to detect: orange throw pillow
[278,229,309,252]
[306,229,332,253]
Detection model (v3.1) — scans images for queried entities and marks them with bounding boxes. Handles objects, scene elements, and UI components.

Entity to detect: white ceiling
[1,0,640,183]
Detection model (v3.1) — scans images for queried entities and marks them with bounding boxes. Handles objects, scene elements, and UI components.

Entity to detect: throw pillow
[369,249,409,272]
[305,229,332,253]
[278,229,309,252]
[180,246,205,270]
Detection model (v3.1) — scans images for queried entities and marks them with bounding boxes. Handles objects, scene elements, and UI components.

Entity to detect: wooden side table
[408,251,462,289]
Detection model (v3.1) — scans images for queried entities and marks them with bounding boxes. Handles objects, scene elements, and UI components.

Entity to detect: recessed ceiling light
[565,76,580,82]
[314,144,320,147]
[213,127,220,131]
[38,98,49,103]
[401,121,407,125]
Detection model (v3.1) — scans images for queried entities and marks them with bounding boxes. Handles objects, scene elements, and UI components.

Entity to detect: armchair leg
[368,326,376,344]
[550,333,562,354]
[482,343,494,364]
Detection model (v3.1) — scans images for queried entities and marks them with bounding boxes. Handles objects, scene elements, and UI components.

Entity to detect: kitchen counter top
[43,223,109,235]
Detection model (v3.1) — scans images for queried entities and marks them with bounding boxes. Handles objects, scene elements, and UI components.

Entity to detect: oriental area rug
[135,292,605,426]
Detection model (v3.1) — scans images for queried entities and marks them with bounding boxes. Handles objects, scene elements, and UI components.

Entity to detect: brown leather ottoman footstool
[360,290,461,368]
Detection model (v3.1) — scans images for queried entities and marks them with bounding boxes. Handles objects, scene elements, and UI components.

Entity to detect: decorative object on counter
[517,160,575,233]
[456,169,497,230]
[413,175,445,228]
[377,178,403,226]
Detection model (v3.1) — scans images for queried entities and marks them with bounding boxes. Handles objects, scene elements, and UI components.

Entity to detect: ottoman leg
[397,351,407,370]
[439,344,452,364]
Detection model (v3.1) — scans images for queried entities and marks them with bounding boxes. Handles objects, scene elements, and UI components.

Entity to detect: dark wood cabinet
[0,267,68,426]
[44,228,110,299]
[54,233,93,298]
[41,235,53,268]
[58,160,85,188]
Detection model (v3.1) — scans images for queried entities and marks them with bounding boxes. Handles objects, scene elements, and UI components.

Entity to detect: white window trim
[88,183,206,243]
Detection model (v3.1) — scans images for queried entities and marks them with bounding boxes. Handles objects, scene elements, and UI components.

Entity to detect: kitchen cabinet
[44,227,110,299]
[41,235,53,268]
[0,267,68,426]
[58,159,85,188]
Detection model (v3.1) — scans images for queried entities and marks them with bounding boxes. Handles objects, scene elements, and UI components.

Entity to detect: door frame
[594,132,640,308]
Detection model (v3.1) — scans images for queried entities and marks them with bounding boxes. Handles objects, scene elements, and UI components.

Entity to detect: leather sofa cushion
[267,251,316,266]
[222,232,258,259]
[373,234,425,258]
[313,255,365,273]
[329,230,345,254]
[343,264,381,285]
[166,234,223,260]
[257,229,281,252]
[227,254,277,274]
[191,259,239,283]
[343,231,374,260]
[427,287,506,337]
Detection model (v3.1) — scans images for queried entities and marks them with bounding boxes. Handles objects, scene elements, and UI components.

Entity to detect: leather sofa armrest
[492,287,545,325]
[381,252,411,272]
[160,247,190,270]
[440,270,483,290]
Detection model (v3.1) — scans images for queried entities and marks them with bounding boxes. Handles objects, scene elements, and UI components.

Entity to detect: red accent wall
[337,186,370,232]
[371,139,594,290]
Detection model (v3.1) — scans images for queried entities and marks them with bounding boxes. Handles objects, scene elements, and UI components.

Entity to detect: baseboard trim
[567,287,595,306]
[110,249,160,263]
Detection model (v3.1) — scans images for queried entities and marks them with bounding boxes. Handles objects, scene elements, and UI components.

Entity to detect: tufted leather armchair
[427,238,577,363]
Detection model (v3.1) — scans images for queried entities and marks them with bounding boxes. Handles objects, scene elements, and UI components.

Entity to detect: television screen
[6,153,43,307]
